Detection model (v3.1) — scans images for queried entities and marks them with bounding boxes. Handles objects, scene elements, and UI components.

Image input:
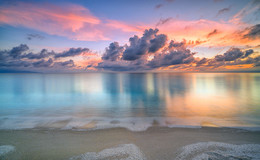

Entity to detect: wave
[0,116,259,132]
[175,142,260,160]
[1,142,259,160]
[0,145,15,157]
[70,142,260,160]
[69,144,146,160]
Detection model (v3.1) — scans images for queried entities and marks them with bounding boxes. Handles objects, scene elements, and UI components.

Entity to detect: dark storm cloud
[0,44,82,71]
[0,60,31,67]
[168,40,185,48]
[1,27,259,72]
[236,56,260,65]
[97,61,146,71]
[97,29,216,71]
[0,50,10,61]
[215,48,244,61]
[148,41,195,68]
[148,50,195,68]
[149,34,167,53]
[0,46,32,68]
[207,29,219,38]
[243,49,254,58]
[0,45,52,60]
[33,58,53,67]
[212,55,260,68]
[196,58,208,66]
[102,42,124,61]
[122,28,167,61]
[0,44,29,63]
[197,48,259,70]
[122,35,145,61]
[22,49,54,59]
[10,44,29,58]
[97,26,258,71]
[54,59,75,67]
[27,34,45,40]
[243,24,260,39]
[215,48,255,62]
[253,56,260,66]
[97,54,150,71]
[0,44,89,61]
[54,47,89,58]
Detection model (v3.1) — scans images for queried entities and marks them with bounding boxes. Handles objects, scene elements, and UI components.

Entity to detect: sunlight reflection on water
[0,73,259,130]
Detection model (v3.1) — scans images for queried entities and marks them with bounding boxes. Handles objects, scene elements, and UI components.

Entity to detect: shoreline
[1,115,260,132]
[1,127,260,160]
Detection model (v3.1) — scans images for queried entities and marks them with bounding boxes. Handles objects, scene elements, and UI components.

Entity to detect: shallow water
[0,73,259,131]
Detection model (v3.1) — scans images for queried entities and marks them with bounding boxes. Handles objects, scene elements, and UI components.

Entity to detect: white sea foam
[0,145,15,157]
[62,117,205,131]
[175,142,260,160]
[60,117,153,132]
[1,116,260,132]
[69,144,146,160]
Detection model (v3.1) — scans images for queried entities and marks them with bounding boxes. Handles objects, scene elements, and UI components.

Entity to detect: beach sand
[0,127,260,160]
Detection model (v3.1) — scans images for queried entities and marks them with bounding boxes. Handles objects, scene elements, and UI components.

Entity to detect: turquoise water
[0,73,259,131]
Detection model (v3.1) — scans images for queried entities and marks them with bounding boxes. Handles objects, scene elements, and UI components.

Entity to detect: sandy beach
[0,127,260,160]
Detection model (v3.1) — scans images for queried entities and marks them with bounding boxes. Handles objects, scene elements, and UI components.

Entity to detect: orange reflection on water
[164,73,259,127]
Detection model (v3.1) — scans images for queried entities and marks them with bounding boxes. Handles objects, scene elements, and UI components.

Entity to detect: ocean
[0,72,260,131]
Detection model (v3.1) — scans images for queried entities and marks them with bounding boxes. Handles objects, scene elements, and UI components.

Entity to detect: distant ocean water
[0,73,259,131]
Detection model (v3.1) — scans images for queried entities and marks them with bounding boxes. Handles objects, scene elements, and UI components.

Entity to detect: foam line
[175,142,260,160]
[1,116,260,132]
[69,144,146,160]
[0,145,15,157]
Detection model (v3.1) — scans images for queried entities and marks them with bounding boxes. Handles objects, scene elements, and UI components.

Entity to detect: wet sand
[0,127,260,160]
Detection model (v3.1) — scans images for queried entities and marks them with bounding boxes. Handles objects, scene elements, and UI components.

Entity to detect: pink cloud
[155,18,259,47]
[105,20,145,33]
[0,1,258,47]
[0,2,142,41]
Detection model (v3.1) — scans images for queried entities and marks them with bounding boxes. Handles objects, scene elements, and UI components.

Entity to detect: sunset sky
[0,0,259,72]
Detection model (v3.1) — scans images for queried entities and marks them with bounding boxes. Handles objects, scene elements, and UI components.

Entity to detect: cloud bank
[0,28,259,72]
[94,28,259,72]
[0,44,90,72]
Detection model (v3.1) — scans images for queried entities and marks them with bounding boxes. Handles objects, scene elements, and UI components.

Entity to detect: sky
[0,0,259,72]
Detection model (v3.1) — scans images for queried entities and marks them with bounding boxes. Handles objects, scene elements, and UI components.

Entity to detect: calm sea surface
[0,73,259,131]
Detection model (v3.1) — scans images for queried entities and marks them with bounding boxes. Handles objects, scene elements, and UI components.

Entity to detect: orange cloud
[154,18,260,49]
[1,1,258,47]
[74,52,102,70]
[0,2,106,40]
[0,2,142,41]
[105,20,145,33]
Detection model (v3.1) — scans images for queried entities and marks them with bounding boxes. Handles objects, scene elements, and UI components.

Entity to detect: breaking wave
[0,116,259,132]
[0,145,15,157]
[69,144,146,160]
[175,142,260,160]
